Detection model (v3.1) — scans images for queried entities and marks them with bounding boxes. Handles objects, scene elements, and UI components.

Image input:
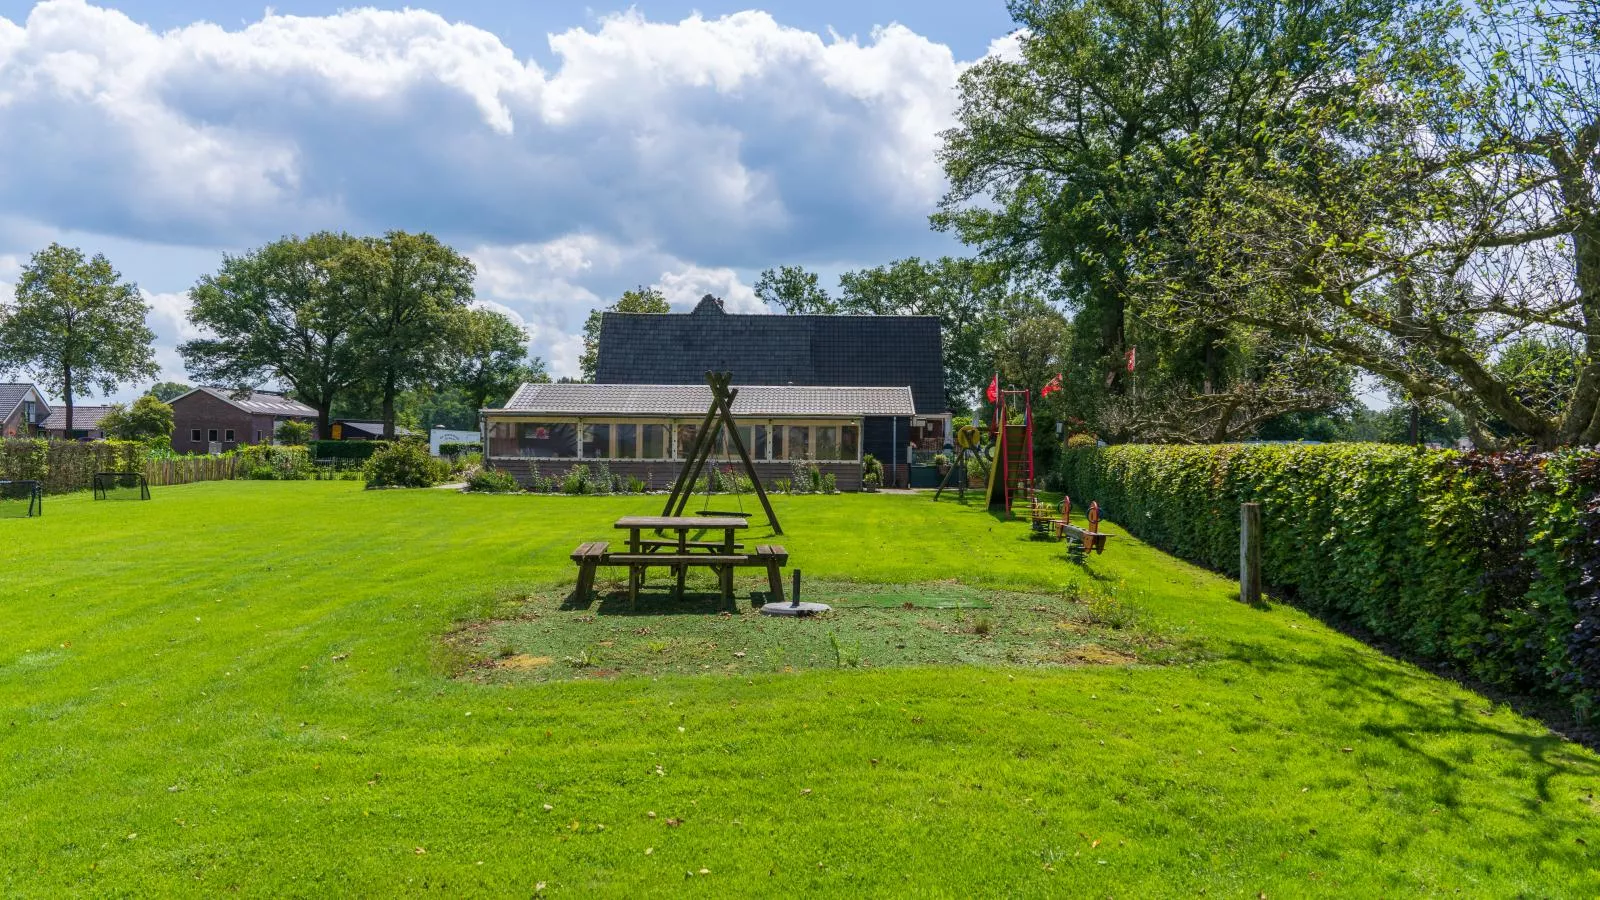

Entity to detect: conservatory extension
[480,382,920,491]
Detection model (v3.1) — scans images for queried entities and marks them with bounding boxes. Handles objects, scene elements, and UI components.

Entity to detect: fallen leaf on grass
[800,788,812,796]
[645,847,654,855]
[414,847,425,855]
[665,818,682,827]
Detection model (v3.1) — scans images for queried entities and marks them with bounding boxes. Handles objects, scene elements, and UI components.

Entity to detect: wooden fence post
[1240,502,1262,605]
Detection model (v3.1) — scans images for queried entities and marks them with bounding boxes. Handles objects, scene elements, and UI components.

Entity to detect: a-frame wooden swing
[659,372,783,536]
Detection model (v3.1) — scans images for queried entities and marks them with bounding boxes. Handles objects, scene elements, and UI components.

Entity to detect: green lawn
[2,482,1596,896]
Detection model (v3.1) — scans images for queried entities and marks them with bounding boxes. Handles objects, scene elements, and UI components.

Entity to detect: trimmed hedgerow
[1058,443,1600,718]
[310,440,387,461]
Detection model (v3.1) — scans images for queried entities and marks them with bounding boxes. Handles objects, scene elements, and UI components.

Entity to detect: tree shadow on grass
[1212,633,1600,875]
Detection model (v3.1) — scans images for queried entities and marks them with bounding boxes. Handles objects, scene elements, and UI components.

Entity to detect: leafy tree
[147,381,191,402]
[0,243,158,433]
[343,232,476,438]
[755,266,835,314]
[275,419,315,445]
[450,306,546,411]
[99,393,175,443]
[1162,2,1599,446]
[181,233,366,436]
[937,0,1381,437]
[578,287,670,381]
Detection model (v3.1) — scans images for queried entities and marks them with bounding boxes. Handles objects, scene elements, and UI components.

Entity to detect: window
[840,425,859,461]
[208,429,219,442]
[771,425,785,460]
[615,424,638,459]
[582,424,610,459]
[486,421,577,458]
[224,429,235,442]
[255,431,263,443]
[750,425,768,461]
[642,424,668,459]
[785,425,809,459]
[191,429,202,443]
[676,424,698,458]
[815,426,839,461]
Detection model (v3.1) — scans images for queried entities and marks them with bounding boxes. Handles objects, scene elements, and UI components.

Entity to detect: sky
[0,0,1021,401]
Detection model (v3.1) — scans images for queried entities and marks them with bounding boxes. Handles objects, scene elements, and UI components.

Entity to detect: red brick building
[168,388,317,453]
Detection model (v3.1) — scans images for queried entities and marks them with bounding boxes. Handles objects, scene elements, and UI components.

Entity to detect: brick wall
[170,392,255,454]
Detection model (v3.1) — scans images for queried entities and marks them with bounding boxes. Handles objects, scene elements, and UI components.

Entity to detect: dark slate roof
[0,384,48,423]
[594,298,947,414]
[173,387,317,417]
[42,405,115,431]
[491,383,915,417]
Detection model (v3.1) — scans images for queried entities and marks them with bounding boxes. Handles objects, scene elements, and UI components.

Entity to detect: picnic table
[570,516,787,604]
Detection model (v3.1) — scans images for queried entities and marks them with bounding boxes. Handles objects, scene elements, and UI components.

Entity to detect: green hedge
[310,440,387,461]
[0,439,149,493]
[1058,444,1600,717]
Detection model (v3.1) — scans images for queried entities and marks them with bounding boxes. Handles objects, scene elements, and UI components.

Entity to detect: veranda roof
[487,383,916,418]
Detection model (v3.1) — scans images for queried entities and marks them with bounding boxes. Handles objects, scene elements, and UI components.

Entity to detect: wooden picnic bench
[568,516,789,604]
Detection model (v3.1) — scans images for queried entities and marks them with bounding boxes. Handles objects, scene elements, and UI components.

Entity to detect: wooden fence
[144,455,241,487]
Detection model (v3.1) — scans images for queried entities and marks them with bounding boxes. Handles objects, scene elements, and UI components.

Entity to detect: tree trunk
[317,404,332,441]
[382,371,397,439]
[62,364,73,436]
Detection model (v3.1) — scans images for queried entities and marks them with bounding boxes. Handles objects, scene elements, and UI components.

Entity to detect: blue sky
[0,0,1020,398]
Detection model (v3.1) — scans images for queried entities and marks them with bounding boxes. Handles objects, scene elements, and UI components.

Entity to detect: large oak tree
[181,232,366,436]
[0,243,157,433]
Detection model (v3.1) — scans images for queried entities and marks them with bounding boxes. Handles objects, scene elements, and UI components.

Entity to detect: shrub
[363,441,446,488]
[310,440,386,461]
[862,453,884,482]
[1058,443,1600,716]
[820,473,837,494]
[438,441,483,458]
[276,419,315,445]
[561,464,591,495]
[627,476,647,494]
[465,466,520,493]
[862,472,881,492]
[235,444,313,480]
[932,453,950,469]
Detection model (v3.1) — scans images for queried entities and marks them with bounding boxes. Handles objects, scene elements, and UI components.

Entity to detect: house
[481,295,948,489]
[328,420,414,441]
[0,384,51,438]
[41,405,115,440]
[168,387,317,453]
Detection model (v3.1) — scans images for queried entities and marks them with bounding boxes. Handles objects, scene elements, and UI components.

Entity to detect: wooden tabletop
[614,516,749,530]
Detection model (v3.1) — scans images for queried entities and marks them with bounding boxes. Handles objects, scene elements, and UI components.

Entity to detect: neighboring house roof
[594,296,948,414]
[42,405,116,432]
[334,421,414,437]
[172,387,318,417]
[0,383,50,424]
[490,383,917,417]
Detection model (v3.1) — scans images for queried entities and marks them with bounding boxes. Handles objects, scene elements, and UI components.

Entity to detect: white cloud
[654,265,761,313]
[0,1,971,261]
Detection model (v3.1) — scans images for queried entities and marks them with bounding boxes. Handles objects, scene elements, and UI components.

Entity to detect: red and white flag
[1125,346,1137,373]
[986,373,999,403]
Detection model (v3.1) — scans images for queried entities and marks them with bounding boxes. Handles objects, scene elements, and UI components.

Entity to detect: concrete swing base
[758,570,831,617]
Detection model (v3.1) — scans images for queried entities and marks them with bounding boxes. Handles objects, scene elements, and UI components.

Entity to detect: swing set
[659,372,782,535]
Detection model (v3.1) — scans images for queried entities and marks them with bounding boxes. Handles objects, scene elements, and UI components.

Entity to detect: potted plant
[933,452,951,475]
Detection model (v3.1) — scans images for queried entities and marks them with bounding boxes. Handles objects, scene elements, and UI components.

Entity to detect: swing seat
[696,510,751,518]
